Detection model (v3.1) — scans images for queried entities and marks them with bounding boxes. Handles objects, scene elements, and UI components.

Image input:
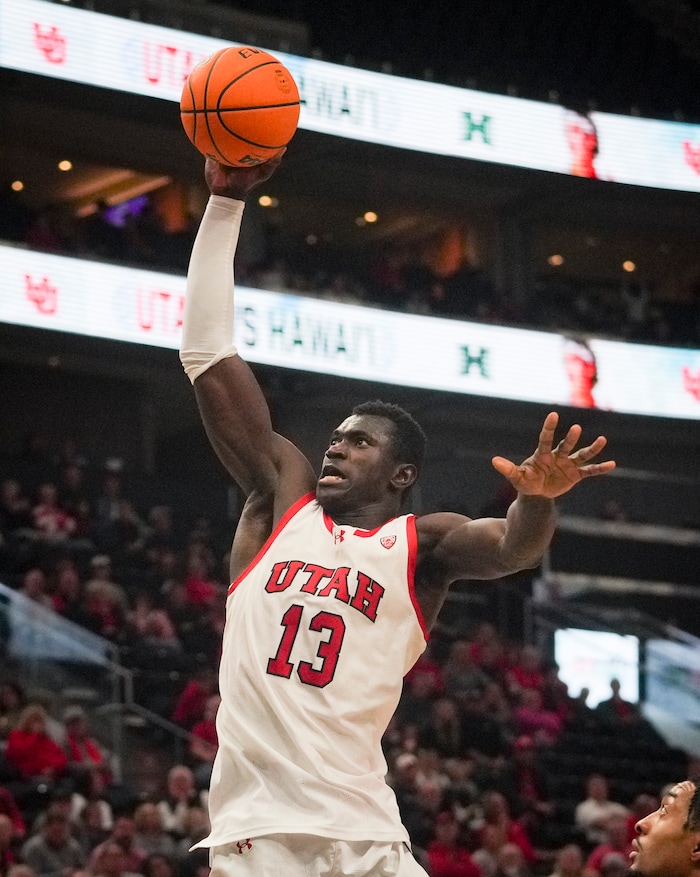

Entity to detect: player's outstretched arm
[426,412,615,581]
[179,153,315,501]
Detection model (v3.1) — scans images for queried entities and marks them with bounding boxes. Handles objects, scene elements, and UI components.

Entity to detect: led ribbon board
[3,243,700,419]
[1,0,700,192]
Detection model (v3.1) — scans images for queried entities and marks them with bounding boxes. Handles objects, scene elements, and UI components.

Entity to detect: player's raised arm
[179,155,315,501]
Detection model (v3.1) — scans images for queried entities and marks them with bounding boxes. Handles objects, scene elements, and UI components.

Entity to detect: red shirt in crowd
[5,728,68,779]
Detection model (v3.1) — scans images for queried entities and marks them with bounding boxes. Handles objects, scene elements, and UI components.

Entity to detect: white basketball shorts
[209,834,429,877]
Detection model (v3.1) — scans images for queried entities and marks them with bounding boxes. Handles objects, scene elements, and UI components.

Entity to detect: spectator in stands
[132,804,176,858]
[155,766,201,840]
[125,596,181,657]
[419,697,467,759]
[89,816,145,875]
[512,688,563,745]
[403,779,448,859]
[471,824,506,877]
[50,562,86,626]
[189,696,219,790]
[584,813,634,877]
[82,557,128,642]
[170,669,218,731]
[0,788,25,840]
[16,569,53,609]
[20,809,86,877]
[597,853,628,877]
[141,853,178,877]
[415,749,451,795]
[73,799,110,854]
[574,774,629,846]
[501,736,555,843]
[89,840,141,877]
[506,645,545,697]
[427,811,482,877]
[31,484,76,543]
[460,690,510,761]
[395,664,441,727]
[143,507,179,564]
[476,792,538,866]
[494,843,532,877]
[546,844,584,877]
[92,468,126,553]
[0,814,17,877]
[540,662,574,726]
[441,640,489,706]
[443,758,480,824]
[182,551,219,609]
[5,705,68,787]
[594,679,642,728]
[0,683,26,742]
[62,707,112,788]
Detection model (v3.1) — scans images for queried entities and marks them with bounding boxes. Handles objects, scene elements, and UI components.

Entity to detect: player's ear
[391,463,417,491]
[690,838,700,863]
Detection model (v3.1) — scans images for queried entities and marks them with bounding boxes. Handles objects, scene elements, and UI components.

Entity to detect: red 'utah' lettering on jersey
[196,493,427,848]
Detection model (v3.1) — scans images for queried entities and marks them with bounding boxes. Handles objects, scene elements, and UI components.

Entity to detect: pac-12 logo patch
[380,535,396,549]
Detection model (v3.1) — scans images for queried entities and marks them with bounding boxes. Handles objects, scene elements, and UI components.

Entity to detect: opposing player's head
[631,779,700,877]
[316,399,426,518]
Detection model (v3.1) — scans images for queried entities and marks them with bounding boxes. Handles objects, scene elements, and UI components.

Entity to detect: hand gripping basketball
[204,150,286,201]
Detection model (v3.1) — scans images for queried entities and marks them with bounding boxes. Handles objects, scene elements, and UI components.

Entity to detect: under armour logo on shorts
[235,839,253,854]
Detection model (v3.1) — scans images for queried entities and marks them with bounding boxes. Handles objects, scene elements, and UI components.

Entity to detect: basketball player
[178,152,616,877]
[630,779,700,877]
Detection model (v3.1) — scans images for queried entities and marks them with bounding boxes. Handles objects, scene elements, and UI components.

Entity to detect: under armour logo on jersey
[235,839,253,854]
[380,535,396,549]
[334,528,346,544]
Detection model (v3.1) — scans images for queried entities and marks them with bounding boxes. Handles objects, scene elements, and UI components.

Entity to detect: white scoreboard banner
[2,242,700,419]
[1,0,700,193]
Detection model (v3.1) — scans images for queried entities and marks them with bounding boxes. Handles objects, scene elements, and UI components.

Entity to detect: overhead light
[363,211,378,223]
[58,160,73,171]
[258,195,278,208]
[622,260,636,272]
[11,180,24,192]
[547,254,564,266]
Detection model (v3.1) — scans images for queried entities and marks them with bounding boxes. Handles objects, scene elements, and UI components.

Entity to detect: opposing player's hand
[205,148,286,201]
[491,411,616,498]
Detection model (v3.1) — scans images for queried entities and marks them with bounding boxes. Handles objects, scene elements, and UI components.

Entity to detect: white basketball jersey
[198,493,428,847]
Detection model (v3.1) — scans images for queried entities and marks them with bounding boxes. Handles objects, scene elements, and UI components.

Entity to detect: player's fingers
[572,435,608,462]
[536,412,560,453]
[492,456,518,480]
[579,460,616,477]
[554,423,583,456]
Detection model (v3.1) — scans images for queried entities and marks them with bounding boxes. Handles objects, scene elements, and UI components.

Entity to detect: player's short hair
[352,400,426,473]
[685,779,700,830]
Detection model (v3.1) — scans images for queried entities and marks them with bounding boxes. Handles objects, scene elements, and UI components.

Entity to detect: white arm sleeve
[179,195,245,384]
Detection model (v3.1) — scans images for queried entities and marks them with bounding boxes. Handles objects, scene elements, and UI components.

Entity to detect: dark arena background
[1,0,700,872]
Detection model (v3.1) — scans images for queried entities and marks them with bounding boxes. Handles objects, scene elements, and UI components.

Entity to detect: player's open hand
[205,148,286,201]
[491,412,616,498]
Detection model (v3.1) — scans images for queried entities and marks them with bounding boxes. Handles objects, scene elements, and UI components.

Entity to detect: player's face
[630,782,700,877]
[316,414,401,513]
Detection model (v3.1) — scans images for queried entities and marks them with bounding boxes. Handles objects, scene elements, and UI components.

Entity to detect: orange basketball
[180,46,300,167]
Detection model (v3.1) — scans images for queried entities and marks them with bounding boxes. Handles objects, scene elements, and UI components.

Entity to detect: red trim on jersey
[352,519,399,538]
[406,515,428,641]
[321,509,400,538]
[228,493,316,595]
